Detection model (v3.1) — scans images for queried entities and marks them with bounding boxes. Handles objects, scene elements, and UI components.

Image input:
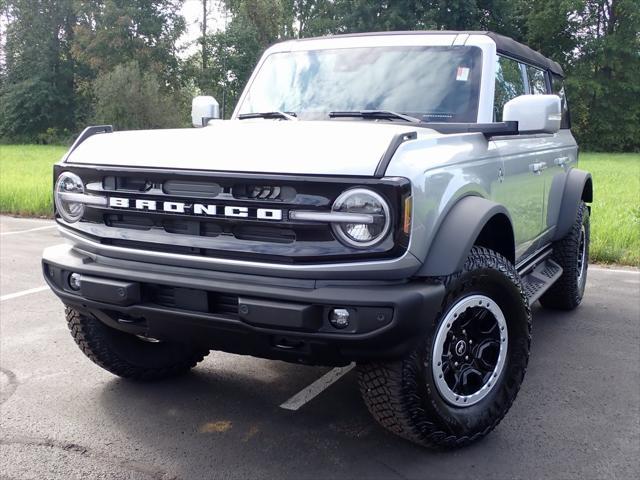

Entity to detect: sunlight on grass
[579,153,640,266]
[0,145,66,217]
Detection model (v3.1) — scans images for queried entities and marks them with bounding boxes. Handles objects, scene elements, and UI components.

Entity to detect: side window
[526,65,547,94]
[494,56,525,121]
[551,74,571,129]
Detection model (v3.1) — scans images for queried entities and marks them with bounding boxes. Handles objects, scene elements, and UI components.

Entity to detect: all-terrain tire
[357,246,532,449]
[539,201,590,310]
[66,307,209,380]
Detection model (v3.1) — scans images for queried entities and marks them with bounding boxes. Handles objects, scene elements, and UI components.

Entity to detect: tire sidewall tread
[540,201,590,310]
[66,307,208,381]
[358,246,532,449]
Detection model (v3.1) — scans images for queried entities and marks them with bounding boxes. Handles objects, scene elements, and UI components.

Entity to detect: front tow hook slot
[273,337,307,351]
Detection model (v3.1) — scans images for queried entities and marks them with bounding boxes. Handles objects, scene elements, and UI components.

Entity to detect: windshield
[237,46,483,123]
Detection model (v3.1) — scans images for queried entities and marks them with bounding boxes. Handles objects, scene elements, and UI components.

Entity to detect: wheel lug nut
[454,361,459,367]
[469,339,473,345]
[465,356,469,361]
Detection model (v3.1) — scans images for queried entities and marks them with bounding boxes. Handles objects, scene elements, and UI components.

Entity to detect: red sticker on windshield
[456,67,470,81]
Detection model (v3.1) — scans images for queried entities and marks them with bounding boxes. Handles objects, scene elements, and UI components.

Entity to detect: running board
[520,258,563,306]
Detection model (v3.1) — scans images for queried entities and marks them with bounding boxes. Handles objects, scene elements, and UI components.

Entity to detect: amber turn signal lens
[403,196,412,235]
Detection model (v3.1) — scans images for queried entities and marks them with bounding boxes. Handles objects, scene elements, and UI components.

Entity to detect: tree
[92,61,188,130]
[0,0,76,142]
[201,0,209,71]
[567,0,640,151]
[520,0,582,64]
[291,0,338,37]
[192,0,290,117]
[522,0,640,151]
[1,0,638,150]
[72,0,186,87]
[0,0,191,141]
[328,0,523,34]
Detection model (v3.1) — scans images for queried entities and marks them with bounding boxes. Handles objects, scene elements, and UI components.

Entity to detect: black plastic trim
[416,196,514,276]
[43,247,445,365]
[553,168,592,241]
[487,32,564,77]
[516,244,553,276]
[375,131,418,177]
[62,125,113,162]
[421,121,519,137]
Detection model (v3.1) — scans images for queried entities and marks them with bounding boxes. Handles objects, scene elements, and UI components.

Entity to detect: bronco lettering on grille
[108,197,283,220]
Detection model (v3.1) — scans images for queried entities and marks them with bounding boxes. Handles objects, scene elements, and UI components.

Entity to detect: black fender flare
[552,168,593,241]
[416,196,514,277]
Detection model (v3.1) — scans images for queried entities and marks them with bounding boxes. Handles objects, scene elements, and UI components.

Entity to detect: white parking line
[280,363,355,411]
[590,266,639,275]
[0,286,49,302]
[0,225,56,236]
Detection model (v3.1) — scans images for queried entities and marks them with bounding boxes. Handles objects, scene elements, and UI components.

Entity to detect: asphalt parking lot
[1,215,638,480]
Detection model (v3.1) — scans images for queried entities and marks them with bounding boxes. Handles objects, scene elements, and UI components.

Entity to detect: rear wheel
[66,307,208,380]
[357,247,531,449]
[540,201,590,310]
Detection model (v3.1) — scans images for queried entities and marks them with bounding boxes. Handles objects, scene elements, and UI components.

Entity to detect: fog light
[69,273,81,291]
[329,308,350,329]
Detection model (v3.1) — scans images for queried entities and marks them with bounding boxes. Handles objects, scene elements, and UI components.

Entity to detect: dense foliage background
[1,0,638,151]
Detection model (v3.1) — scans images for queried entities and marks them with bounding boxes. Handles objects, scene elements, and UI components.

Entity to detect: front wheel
[357,247,532,449]
[66,307,209,381]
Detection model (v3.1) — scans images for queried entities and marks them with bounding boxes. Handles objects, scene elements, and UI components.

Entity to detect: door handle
[554,156,570,167]
[529,162,548,174]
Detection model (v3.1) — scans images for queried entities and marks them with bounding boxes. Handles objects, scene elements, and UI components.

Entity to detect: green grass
[0,144,66,217]
[579,153,640,266]
[0,145,638,265]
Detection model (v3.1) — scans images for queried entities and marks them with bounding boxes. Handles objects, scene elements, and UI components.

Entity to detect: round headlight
[54,172,85,223]
[332,188,391,248]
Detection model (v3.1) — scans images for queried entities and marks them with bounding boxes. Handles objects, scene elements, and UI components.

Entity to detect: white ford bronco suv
[43,31,592,449]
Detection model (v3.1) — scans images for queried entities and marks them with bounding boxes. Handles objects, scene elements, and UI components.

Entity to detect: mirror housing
[503,94,561,134]
[191,96,220,127]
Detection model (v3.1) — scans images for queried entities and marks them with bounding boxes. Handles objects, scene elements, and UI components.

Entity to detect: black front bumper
[43,244,444,366]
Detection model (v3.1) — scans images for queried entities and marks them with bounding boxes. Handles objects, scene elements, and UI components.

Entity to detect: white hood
[66,121,434,176]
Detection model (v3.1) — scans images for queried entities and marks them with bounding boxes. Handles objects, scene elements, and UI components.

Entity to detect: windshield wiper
[238,111,298,121]
[328,110,421,123]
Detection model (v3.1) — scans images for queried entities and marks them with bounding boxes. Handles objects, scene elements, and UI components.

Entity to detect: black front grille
[57,164,411,264]
[104,213,296,244]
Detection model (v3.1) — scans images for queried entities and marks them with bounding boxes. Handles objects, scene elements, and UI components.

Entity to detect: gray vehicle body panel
[384,128,578,274]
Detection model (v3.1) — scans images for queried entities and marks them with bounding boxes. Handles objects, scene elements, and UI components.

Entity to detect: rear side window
[551,74,571,129]
[526,65,547,94]
[494,56,525,121]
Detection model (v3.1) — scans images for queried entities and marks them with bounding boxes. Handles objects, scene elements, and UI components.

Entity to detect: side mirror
[191,96,220,127]
[503,94,561,134]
